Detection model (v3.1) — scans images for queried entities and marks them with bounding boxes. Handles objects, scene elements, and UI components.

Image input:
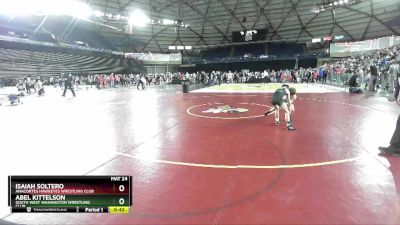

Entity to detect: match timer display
[8,176,132,213]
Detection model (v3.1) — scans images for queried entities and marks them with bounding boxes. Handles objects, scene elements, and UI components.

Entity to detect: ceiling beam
[140,26,170,51]
[216,0,247,31]
[360,0,374,41]
[181,0,231,43]
[155,1,180,14]
[119,0,135,12]
[251,0,269,29]
[270,0,301,40]
[34,15,49,34]
[334,22,356,41]
[295,13,320,41]
[188,27,208,45]
[219,0,240,44]
[148,0,163,53]
[343,6,399,35]
[288,0,313,42]
[192,0,212,53]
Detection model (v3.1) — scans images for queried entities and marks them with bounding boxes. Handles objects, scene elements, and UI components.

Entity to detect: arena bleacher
[0,40,144,77]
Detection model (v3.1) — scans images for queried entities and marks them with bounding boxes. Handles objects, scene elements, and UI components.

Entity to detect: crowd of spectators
[0,44,399,100]
[1,73,174,92]
[178,45,400,99]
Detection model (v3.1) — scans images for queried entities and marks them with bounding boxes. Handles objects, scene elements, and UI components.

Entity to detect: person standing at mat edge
[62,74,76,97]
[137,75,146,90]
[369,63,379,92]
[379,114,400,155]
[389,60,400,103]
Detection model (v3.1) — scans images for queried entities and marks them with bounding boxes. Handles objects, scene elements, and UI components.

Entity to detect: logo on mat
[202,105,249,114]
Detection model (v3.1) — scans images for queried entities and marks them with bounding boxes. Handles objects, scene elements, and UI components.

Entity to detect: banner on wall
[330,35,400,57]
[125,52,182,64]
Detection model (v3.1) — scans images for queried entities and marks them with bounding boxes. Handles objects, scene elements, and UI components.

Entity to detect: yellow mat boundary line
[116,152,365,169]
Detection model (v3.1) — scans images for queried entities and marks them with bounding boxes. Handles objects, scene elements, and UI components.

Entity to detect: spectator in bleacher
[313,70,318,83]
[269,70,275,82]
[88,76,94,88]
[62,74,76,97]
[389,60,400,99]
[228,71,233,83]
[24,76,32,94]
[234,72,239,83]
[16,80,25,96]
[291,70,297,83]
[369,63,379,92]
[110,73,115,87]
[58,77,63,89]
[348,74,362,94]
[137,75,146,90]
[115,74,120,86]
[276,70,282,83]
[380,62,389,91]
[395,63,400,103]
[318,68,324,82]
[95,75,101,89]
[75,76,80,86]
[357,67,364,84]
[222,73,227,83]
[36,79,45,96]
[322,69,328,83]
[102,75,107,88]
[49,77,54,86]
[217,72,222,85]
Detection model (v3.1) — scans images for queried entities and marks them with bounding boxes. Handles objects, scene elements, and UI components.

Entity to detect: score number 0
[118,184,125,205]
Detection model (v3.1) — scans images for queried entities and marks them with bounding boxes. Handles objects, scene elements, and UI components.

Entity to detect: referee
[62,74,76,97]
[379,114,400,155]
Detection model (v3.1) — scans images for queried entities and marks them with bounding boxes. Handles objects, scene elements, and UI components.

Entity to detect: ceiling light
[312,38,322,43]
[69,1,92,19]
[93,10,103,17]
[128,9,150,27]
[335,35,344,39]
[162,19,174,25]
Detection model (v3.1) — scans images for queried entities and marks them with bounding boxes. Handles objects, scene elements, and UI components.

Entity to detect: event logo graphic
[202,105,248,114]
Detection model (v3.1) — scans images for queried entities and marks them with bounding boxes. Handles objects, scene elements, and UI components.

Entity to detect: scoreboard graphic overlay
[8,176,132,213]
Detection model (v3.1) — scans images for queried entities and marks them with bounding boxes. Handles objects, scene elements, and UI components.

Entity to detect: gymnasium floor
[0,83,400,225]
